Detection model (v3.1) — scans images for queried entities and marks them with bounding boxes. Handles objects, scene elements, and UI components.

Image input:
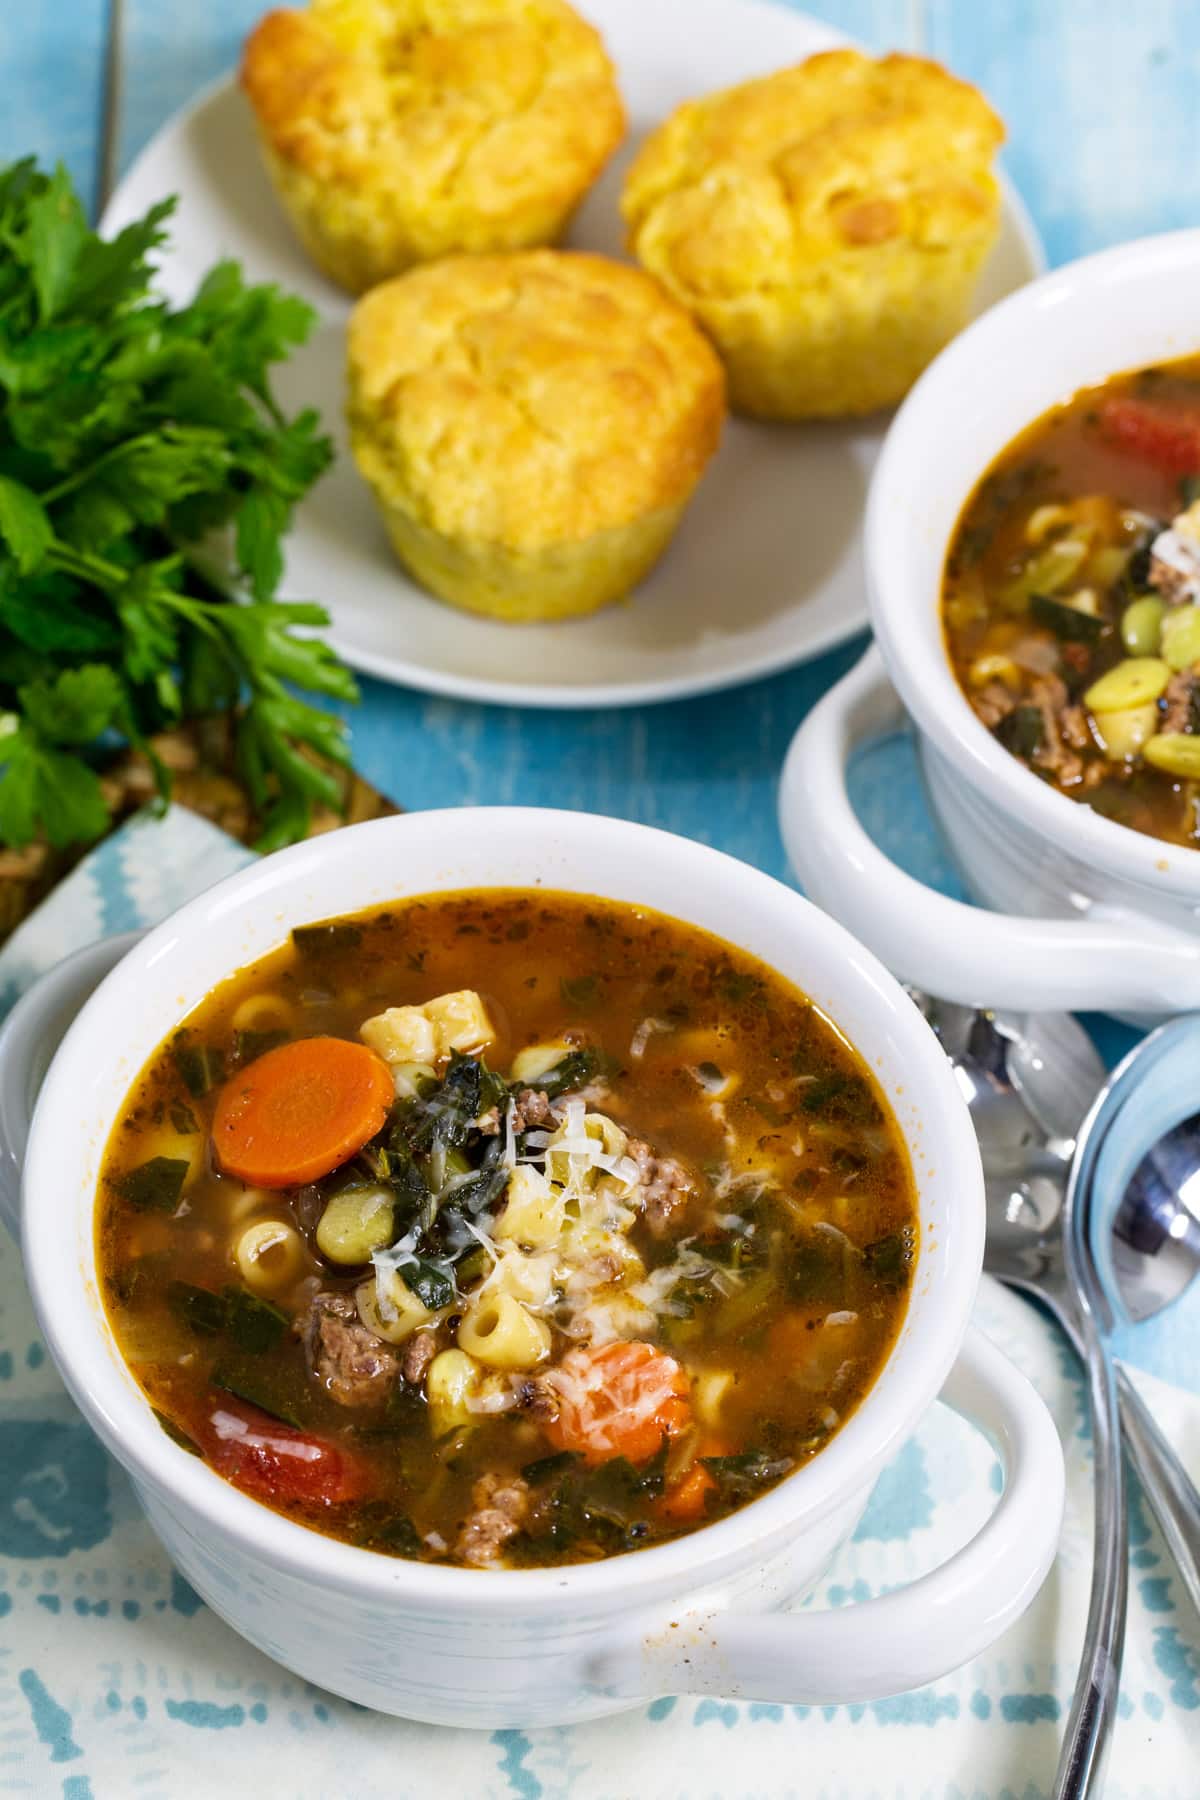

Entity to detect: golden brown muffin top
[242,0,624,213]
[347,251,725,548]
[622,50,1004,297]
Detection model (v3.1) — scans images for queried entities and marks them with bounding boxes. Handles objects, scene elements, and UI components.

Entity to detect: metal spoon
[910,994,1124,1799]
[910,995,1200,1613]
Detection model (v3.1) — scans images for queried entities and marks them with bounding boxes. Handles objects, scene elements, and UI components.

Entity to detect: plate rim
[103,5,1047,712]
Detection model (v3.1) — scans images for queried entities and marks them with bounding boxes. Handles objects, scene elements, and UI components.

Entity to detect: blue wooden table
[9,0,1196,923]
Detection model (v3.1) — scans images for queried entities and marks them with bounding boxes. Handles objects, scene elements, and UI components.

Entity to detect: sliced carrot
[657,1461,716,1523]
[212,1036,393,1188]
[543,1341,691,1467]
[657,1433,731,1524]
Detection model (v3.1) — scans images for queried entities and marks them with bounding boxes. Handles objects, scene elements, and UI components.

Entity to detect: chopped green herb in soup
[943,355,1200,845]
[97,892,916,1567]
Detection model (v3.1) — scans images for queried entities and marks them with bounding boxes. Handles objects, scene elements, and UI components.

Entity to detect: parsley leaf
[0,158,352,855]
[0,476,51,573]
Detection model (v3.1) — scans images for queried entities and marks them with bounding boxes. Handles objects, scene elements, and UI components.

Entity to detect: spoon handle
[1116,1361,1200,1617]
[1054,1310,1128,1800]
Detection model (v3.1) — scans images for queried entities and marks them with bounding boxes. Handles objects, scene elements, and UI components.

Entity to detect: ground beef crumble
[400,1328,439,1387]
[1028,674,1085,786]
[1161,669,1200,735]
[625,1138,695,1236]
[299,1291,400,1409]
[455,1474,530,1567]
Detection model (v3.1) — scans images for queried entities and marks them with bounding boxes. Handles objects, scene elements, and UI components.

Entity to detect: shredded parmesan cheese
[210,1410,323,1462]
[542,1347,685,1459]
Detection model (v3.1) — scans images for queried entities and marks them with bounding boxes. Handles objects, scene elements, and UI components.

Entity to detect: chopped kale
[576,1445,668,1524]
[787,1230,852,1305]
[232,1027,288,1066]
[210,1360,307,1428]
[362,1513,422,1557]
[523,1047,602,1099]
[701,1449,794,1501]
[797,1072,881,1124]
[1029,593,1105,643]
[400,1258,456,1312]
[113,1155,190,1212]
[223,1286,289,1354]
[167,1280,226,1336]
[559,974,599,1010]
[292,922,362,956]
[521,1450,581,1485]
[168,1281,287,1352]
[994,705,1046,759]
[152,1409,202,1456]
[172,1042,226,1098]
[403,1052,490,1153]
[441,1162,508,1219]
[863,1229,915,1291]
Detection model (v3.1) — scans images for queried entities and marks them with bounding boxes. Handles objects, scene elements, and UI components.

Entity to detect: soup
[97,891,916,1568]
[943,353,1200,846]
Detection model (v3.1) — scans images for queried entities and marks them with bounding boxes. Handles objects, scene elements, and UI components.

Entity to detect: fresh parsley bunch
[0,158,357,853]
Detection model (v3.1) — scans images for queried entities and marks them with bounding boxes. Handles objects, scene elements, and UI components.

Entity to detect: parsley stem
[39,433,163,506]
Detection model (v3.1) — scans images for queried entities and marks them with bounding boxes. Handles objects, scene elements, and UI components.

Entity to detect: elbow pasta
[694,1368,735,1428]
[225,1184,273,1225]
[494,1166,564,1250]
[481,1245,557,1311]
[545,1109,628,1190]
[357,1270,442,1344]
[234,1219,308,1293]
[426,1350,481,1436]
[457,1293,551,1370]
[230,993,301,1035]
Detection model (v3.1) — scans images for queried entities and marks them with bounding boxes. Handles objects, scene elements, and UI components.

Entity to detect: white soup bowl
[8,809,1062,1727]
[782,231,1200,1021]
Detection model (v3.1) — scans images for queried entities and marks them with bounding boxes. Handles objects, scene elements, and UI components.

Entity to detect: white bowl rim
[21,807,983,1615]
[867,225,1200,898]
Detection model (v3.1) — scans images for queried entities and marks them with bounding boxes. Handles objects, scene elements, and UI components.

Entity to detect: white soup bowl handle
[0,931,144,1239]
[780,646,1200,1014]
[593,1323,1064,1704]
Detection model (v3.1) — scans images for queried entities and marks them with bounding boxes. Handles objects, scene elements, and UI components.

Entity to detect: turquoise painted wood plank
[927,0,1200,264]
[1,0,106,214]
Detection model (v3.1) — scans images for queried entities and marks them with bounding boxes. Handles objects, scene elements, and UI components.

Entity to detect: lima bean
[1084,657,1170,713]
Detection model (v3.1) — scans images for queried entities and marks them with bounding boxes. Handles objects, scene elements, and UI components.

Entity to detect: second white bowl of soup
[15,809,1062,1726]
[782,230,1200,1021]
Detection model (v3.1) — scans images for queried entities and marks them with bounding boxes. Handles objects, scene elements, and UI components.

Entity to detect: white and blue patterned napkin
[0,808,1196,1800]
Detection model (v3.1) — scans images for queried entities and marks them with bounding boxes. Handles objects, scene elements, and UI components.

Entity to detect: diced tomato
[1098,395,1200,476]
[193,1397,370,1507]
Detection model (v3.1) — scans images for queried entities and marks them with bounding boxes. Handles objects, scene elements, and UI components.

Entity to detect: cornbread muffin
[241,0,625,293]
[621,51,1004,420]
[346,250,725,621]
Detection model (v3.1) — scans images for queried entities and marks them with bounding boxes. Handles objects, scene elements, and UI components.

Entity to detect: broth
[97,890,916,1568]
[943,353,1200,846]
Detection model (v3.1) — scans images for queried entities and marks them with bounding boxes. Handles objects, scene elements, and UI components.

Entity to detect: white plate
[104,0,1044,709]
